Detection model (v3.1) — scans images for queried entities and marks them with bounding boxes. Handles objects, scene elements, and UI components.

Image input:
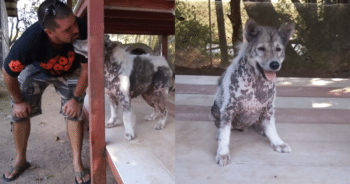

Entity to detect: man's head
[38,0,80,44]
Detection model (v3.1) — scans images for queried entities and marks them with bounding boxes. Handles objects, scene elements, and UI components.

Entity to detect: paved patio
[84,91,175,184]
[175,75,350,184]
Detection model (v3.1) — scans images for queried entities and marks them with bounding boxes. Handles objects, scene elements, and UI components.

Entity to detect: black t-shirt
[3,17,87,77]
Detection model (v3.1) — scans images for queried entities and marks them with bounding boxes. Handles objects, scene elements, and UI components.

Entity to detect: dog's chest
[229,68,275,127]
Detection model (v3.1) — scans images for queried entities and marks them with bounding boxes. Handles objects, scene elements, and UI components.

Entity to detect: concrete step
[175,121,350,184]
[175,75,350,88]
[175,94,350,110]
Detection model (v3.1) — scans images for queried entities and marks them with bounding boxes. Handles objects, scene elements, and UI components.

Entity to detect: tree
[175,1,211,50]
[227,0,242,48]
[215,0,229,67]
[8,0,41,47]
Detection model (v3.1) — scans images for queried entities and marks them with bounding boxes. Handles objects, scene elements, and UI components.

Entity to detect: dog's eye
[276,47,281,52]
[257,47,265,51]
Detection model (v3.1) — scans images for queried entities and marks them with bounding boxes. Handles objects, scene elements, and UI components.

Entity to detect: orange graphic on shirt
[9,60,25,73]
[40,62,53,70]
[58,57,69,65]
[48,55,60,64]
[53,63,64,71]
[40,52,75,75]
[68,51,75,63]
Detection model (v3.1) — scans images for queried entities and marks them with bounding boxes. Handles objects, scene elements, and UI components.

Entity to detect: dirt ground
[0,71,117,184]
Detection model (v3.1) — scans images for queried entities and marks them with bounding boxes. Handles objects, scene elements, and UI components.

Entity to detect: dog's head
[244,19,295,81]
[73,39,88,58]
[73,35,152,62]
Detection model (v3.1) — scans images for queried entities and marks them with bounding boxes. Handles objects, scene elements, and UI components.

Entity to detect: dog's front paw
[124,133,135,141]
[215,154,231,166]
[273,143,291,153]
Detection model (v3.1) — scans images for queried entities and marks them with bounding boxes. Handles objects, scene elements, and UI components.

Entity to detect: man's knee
[11,118,30,132]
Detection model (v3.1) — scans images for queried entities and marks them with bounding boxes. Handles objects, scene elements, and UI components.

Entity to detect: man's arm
[73,62,88,98]
[2,67,32,118]
[2,68,23,103]
[62,62,88,118]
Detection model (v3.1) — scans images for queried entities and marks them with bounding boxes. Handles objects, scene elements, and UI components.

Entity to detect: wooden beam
[104,9,173,20]
[104,0,173,10]
[88,0,106,183]
[104,23,174,35]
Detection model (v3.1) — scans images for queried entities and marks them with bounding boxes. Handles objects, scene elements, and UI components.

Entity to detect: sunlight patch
[309,78,333,86]
[312,102,333,108]
[329,87,350,96]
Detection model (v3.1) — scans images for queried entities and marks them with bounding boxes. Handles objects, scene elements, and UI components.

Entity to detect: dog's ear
[278,21,295,46]
[244,19,260,42]
[104,35,113,48]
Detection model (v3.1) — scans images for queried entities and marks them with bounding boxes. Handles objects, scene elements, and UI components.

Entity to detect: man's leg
[67,119,90,183]
[4,119,31,179]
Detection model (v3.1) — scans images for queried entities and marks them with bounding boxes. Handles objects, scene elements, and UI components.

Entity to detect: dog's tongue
[264,71,276,81]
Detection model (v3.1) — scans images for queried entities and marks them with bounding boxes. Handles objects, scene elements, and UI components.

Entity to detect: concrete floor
[175,75,350,184]
[84,92,175,184]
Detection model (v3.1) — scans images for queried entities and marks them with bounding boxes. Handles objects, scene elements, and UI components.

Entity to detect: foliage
[175,0,212,51]
[8,0,42,46]
[245,2,350,73]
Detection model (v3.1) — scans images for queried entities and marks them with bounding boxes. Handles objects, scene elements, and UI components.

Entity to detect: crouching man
[2,0,90,183]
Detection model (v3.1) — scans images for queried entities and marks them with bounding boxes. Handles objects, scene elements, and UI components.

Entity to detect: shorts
[10,64,85,123]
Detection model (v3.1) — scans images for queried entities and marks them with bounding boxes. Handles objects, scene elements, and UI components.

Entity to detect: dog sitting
[73,37,173,140]
[211,19,295,166]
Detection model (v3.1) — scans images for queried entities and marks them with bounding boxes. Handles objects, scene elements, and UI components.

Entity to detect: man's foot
[2,162,31,182]
[74,169,91,184]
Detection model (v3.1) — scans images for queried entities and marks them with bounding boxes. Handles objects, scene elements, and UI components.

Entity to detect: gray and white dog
[211,19,295,166]
[73,37,173,140]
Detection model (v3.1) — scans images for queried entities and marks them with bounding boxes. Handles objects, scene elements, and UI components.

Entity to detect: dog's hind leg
[119,75,136,140]
[142,90,168,130]
[142,93,160,121]
[106,94,119,128]
[263,116,291,153]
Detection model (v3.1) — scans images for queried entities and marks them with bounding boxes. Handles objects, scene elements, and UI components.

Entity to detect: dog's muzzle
[256,62,277,81]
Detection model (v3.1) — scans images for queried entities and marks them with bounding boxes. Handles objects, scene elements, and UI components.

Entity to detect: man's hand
[63,98,82,118]
[13,101,32,119]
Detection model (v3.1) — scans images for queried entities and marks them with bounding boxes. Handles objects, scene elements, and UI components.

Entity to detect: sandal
[75,169,91,184]
[2,162,31,182]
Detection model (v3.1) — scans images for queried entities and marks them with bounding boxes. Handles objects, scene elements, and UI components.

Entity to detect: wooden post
[88,0,106,183]
[162,35,168,60]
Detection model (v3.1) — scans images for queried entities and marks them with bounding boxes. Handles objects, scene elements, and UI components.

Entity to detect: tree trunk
[153,35,162,55]
[215,0,229,67]
[227,0,242,48]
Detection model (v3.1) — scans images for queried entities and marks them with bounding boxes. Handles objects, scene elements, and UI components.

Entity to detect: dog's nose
[269,61,280,70]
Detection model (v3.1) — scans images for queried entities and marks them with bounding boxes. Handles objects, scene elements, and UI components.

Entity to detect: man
[2,0,90,183]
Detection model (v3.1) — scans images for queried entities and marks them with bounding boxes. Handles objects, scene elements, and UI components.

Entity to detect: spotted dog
[73,37,172,140]
[211,19,295,166]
